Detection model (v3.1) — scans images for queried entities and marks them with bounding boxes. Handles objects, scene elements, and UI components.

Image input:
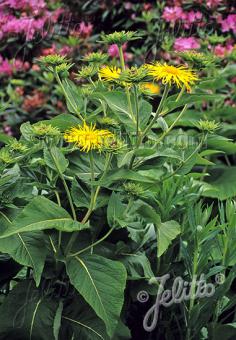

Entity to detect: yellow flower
[98,66,121,82]
[140,82,160,95]
[146,63,198,91]
[64,122,114,152]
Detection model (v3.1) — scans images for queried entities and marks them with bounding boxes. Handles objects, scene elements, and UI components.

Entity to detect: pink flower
[143,3,152,11]
[59,46,73,56]
[0,59,12,76]
[108,44,120,58]
[214,44,234,57]
[174,37,200,51]
[220,14,236,33]
[206,0,222,8]
[162,6,185,24]
[183,10,203,29]
[79,22,93,38]
[108,43,128,58]
[124,2,132,10]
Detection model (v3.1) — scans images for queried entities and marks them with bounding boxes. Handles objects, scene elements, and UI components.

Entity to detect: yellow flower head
[140,82,160,95]
[98,66,121,82]
[64,122,114,152]
[146,63,198,91]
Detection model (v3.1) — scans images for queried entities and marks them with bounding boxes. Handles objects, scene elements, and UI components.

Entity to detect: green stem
[118,45,136,123]
[129,85,169,169]
[54,71,83,121]
[153,104,188,148]
[142,84,170,139]
[118,45,126,71]
[186,241,199,340]
[66,153,112,255]
[133,85,140,146]
[69,227,115,257]
[49,148,76,221]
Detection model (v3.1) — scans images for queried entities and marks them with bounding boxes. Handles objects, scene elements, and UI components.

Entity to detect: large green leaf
[202,166,236,200]
[44,146,69,174]
[206,134,236,155]
[0,196,88,238]
[157,220,181,257]
[138,204,181,257]
[163,93,224,113]
[40,113,80,131]
[62,79,84,114]
[66,254,127,337]
[0,281,58,340]
[93,90,152,130]
[0,214,46,286]
[107,192,126,228]
[61,297,109,340]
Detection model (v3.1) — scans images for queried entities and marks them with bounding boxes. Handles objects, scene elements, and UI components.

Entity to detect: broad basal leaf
[0,281,58,340]
[66,254,127,337]
[0,215,46,286]
[61,296,109,340]
[0,196,88,238]
[202,166,236,200]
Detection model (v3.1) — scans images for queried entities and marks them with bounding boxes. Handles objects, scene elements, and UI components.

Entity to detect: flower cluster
[0,0,63,41]
[0,55,30,76]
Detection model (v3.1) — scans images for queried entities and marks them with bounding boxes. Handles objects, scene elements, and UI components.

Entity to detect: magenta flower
[108,43,131,61]
[79,22,93,38]
[162,6,185,24]
[206,0,222,8]
[220,14,236,33]
[174,37,201,51]
[214,44,234,57]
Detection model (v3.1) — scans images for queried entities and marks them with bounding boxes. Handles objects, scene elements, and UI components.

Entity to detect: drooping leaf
[62,79,84,114]
[0,196,88,238]
[0,281,58,340]
[107,192,126,228]
[44,146,69,174]
[61,296,109,340]
[66,254,127,337]
[0,214,46,286]
[202,166,236,200]
[157,220,181,257]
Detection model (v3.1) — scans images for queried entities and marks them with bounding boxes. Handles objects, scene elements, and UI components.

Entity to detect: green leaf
[107,192,126,228]
[0,281,58,340]
[207,135,236,155]
[71,179,90,208]
[0,214,46,286]
[202,166,236,200]
[137,205,181,257]
[98,169,155,187]
[44,146,69,174]
[41,113,80,131]
[62,79,84,114]
[53,301,63,340]
[163,93,224,113]
[0,132,14,144]
[66,254,127,337]
[0,197,88,238]
[157,220,181,257]
[93,91,152,130]
[119,252,154,280]
[62,296,109,340]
